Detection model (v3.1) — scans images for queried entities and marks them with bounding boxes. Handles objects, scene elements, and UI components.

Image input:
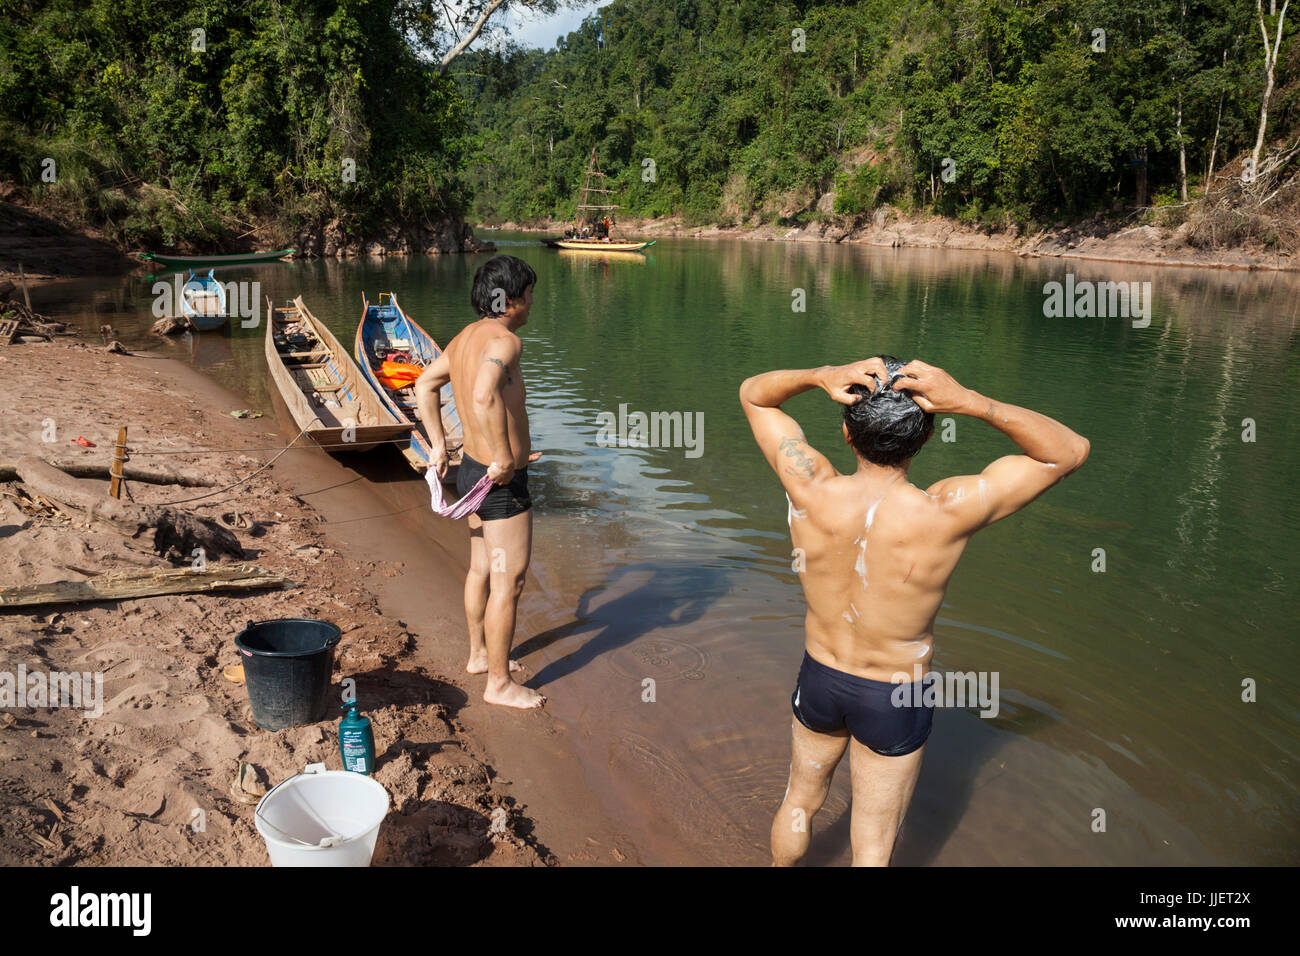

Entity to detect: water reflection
[30,236,1300,865]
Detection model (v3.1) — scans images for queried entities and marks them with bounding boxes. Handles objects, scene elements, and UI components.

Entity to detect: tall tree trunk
[1206,49,1227,184]
[1136,148,1148,207]
[1177,94,1188,202]
[1251,0,1291,171]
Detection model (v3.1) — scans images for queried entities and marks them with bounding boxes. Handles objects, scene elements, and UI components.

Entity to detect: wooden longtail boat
[554,238,655,252]
[180,269,229,331]
[355,292,464,473]
[264,296,413,453]
[138,249,294,269]
[540,148,653,254]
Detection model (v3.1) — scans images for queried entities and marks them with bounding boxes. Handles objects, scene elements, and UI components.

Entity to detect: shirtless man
[415,255,544,710]
[739,356,1089,865]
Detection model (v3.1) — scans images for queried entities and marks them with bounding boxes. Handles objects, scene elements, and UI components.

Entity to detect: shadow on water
[517,561,727,687]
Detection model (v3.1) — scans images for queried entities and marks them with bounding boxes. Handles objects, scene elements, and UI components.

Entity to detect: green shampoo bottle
[339,698,375,775]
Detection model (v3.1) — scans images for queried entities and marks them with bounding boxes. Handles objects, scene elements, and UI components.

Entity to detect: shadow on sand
[516,560,727,687]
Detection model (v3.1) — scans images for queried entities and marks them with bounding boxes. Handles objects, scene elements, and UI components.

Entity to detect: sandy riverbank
[490,210,1297,273]
[0,335,570,866]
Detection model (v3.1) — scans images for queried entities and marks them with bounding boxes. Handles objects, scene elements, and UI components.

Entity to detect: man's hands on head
[812,357,978,416]
[816,358,890,404]
[891,360,978,415]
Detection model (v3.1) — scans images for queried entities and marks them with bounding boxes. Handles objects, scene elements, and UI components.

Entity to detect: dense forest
[461,0,1298,240]
[0,0,1295,253]
[0,0,492,251]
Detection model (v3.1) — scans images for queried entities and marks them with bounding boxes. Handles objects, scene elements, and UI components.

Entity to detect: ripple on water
[606,637,710,683]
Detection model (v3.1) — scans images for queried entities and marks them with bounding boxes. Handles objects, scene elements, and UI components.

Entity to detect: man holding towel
[415,255,544,710]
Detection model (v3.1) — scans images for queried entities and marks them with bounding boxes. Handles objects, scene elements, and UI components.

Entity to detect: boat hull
[181,270,230,331]
[265,296,413,453]
[140,249,294,269]
[553,239,652,252]
[188,314,230,332]
[355,293,464,474]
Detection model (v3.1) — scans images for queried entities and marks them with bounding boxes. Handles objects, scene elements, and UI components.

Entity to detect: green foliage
[459,0,1290,227]
[834,164,884,215]
[0,0,474,247]
[0,0,1290,242]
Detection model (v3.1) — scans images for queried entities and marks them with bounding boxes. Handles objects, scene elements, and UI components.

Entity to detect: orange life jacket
[377,360,422,390]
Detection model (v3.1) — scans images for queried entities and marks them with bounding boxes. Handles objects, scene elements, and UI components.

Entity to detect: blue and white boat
[180,269,229,331]
[355,292,463,474]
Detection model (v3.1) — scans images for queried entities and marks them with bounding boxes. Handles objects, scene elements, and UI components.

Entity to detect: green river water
[36,234,1299,865]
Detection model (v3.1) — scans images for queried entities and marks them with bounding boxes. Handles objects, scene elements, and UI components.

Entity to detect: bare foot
[483,680,546,710]
[466,652,523,675]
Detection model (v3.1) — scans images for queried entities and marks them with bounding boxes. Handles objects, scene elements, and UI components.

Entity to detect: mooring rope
[97,422,459,507]
[154,418,322,506]
[129,435,419,455]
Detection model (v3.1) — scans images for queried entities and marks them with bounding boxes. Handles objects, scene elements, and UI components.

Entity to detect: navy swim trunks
[791,651,935,756]
[457,453,531,521]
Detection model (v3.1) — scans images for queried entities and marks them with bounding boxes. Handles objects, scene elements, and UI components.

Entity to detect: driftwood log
[0,457,216,487]
[0,296,74,340]
[0,564,294,608]
[151,315,194,335]
[10,456,242,559]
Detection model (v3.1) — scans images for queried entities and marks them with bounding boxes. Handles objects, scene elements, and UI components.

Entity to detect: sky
[497,1,611,50]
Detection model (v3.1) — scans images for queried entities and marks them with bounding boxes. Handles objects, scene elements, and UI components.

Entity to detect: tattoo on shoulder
[777,435,815,479]
[486,356,513,384]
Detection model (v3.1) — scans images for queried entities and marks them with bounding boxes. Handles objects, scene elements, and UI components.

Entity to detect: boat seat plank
[281,349,328,359]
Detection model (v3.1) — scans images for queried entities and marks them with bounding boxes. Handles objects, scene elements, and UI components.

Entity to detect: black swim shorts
[791,651,935,756]
[457,452,531,521]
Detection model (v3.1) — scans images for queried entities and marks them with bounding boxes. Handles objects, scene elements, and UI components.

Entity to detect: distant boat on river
[541,148,654,254]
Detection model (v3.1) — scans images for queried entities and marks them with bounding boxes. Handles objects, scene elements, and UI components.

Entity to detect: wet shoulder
[478,322,520,358]
[807,479,936,529]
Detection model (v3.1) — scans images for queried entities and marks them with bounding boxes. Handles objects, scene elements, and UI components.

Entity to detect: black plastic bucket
[235,619,341,732]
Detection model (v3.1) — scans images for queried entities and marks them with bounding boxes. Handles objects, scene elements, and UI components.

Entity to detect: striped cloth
[426,466,494,520]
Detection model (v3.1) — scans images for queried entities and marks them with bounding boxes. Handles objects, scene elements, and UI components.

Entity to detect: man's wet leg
[771,719,849,866]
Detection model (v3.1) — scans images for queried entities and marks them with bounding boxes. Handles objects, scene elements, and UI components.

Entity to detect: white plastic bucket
[254,764,389,867]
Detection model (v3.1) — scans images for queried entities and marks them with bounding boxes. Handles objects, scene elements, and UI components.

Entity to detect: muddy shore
[0,335,639,865]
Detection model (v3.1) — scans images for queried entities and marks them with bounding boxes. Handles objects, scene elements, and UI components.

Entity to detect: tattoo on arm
[983,400,996,421]
[486,356,512,384]
[777,435,816,479]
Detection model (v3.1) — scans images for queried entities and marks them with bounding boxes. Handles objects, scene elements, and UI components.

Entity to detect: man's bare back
[741,356,1089,866]
[789,470,964,682]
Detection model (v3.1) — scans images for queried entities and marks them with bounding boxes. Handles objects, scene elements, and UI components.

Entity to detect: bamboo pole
[108,426,127,499]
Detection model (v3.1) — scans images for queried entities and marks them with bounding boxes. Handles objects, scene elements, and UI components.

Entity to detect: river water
[35,235,1299,865]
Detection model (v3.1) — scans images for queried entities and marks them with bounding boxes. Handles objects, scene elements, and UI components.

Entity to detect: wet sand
[0,338,635,865]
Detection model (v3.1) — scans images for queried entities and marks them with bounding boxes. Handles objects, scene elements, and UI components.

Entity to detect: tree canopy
[459,0,1295,229]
